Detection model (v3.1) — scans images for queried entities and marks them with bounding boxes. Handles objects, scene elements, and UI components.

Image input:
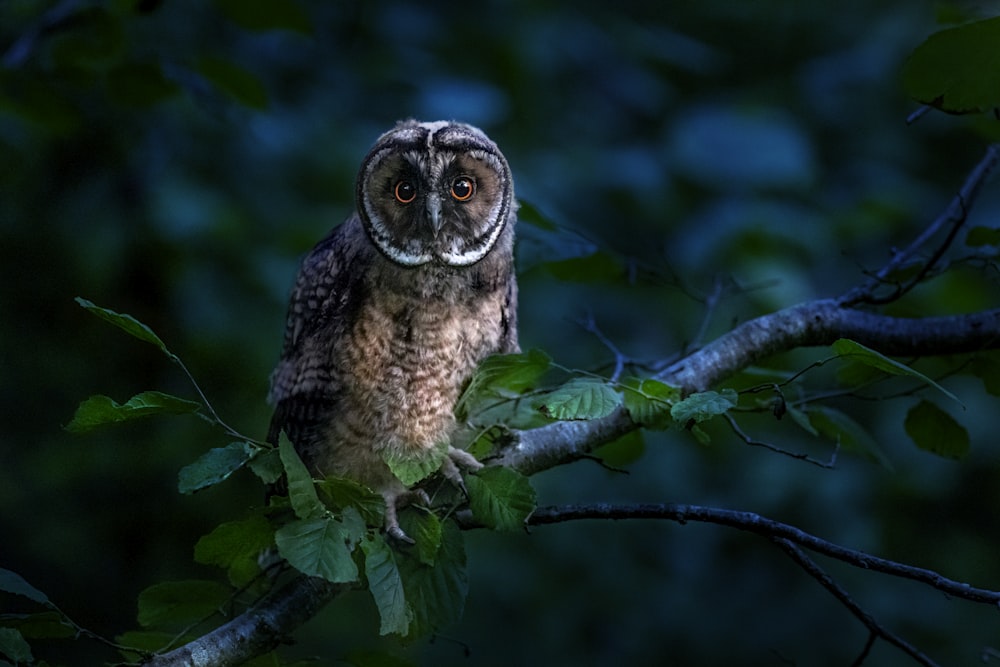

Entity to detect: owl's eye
[450,177,475,202]
[394,180,417,204]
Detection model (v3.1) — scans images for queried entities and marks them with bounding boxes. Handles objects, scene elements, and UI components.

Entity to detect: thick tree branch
[143,577,347,667]
[500,302,1000,475]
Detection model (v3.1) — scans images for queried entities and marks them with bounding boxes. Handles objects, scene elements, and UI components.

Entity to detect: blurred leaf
[515,198,559,231]
[0,569,48,605]
[279,438,324,520]
[902,16,1000,113]
[66,391,200,433]
[115,630,182,661]
[670,388,737,424]
[537,377,621,420]
[786,405,818,437]
[317,477,386,526]
[466,466,536,532]
[107,62,179,106]
[807,405,892,469]
[194,513,274,586]
[48,8,124,70]
[196,56,268,109]
[594,430,646,467]
[969,355,1000,395]
[275,516,360,583]
[75,297,170,355]
[543,252,629,284]
[383,440,448,487]
[904,400,970,460]
[832,339,961,405]
[137,580,232,629]
[966,225,1000,247]
[213,0,312,33]
[178,441,255,494]
[0,628,32,663]
[361,535,412,636]
[343,648,417,667]
[621,377,680,428]
[397,521,467,640]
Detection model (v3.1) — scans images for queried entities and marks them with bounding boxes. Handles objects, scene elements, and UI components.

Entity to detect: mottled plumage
[268,120,518,540]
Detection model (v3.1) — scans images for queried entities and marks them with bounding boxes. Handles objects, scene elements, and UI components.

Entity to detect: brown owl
[267,120,519,541]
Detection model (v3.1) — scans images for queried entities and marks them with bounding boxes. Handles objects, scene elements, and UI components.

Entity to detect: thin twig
[575,312,629,382]
[774,538,941,667]
[840,144,1000,306]
[723,412,838,468]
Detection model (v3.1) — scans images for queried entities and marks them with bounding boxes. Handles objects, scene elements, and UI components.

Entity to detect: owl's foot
[382,487,431,545]
[440,446,484,495]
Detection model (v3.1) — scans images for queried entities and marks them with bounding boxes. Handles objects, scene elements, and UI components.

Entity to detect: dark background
[3,1,1000,665]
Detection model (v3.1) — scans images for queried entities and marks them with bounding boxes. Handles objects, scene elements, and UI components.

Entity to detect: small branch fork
[529,502,1000,667]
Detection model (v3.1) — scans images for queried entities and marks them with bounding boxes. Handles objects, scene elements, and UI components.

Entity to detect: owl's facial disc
[357,121,514,268]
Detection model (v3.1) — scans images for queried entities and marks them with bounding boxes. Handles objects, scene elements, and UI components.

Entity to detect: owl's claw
[382,488,430,545]
[442,446,484,496]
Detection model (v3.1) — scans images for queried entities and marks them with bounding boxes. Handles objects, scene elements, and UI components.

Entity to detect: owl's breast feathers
[267,215,517,485]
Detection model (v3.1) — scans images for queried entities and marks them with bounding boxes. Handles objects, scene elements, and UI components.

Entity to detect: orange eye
[394,180,416,204]
[450,177,475,201]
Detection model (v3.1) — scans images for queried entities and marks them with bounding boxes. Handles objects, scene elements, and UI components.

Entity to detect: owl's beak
[425,195,443,235]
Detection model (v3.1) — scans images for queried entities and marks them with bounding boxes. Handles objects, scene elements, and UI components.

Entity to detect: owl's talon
[382,488,430,545]
[442,446,483,495]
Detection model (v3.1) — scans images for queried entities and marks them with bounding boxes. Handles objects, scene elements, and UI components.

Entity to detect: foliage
[4,1,1000,666]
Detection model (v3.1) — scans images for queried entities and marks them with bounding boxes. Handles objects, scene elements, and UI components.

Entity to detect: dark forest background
[3,1,1000,665]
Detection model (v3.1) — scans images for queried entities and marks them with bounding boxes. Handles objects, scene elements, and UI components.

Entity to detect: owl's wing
[266,218,364,449]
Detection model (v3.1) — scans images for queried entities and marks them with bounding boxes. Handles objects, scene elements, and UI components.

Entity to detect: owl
[267,120,519,542]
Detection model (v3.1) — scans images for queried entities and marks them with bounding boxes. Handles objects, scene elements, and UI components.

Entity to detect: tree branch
[773,539,940,667]
[527,503,1000,606]
[143,577,348,667]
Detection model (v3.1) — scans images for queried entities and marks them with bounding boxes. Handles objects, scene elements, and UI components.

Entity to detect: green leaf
[317,476,386,526]
[621,377,680,428]
[902,16,1000,114]
[194,514,274,586]
[0,569,49,605]
[398,510,443,567]
[807,405,892,469]
[466,466,536,532]
[75,297,170,355]
[178,441,255,494]
[1,611,75,640]
[342,649,418,667]
[670,388,738,424]
[213,0,312,33]
[966,226,1000,247]
[248,447,284,485]
[197,56,268,109]
[786,405,818,437]
[361,534,413,636]
[904,400,970,460]
[397,521,467,639]
[383,440,448,487]
[0,628,32,663]
[279,438,324,520]
[537,377,621,420]
[136,580,232,629]
[515,198,559,231]
[461,349,552,401]
[274,516,360,583]
[66,391,201,433]
[832,338,961,406]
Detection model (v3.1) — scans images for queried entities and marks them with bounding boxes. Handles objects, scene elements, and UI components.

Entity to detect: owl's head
[356,120,515,267]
